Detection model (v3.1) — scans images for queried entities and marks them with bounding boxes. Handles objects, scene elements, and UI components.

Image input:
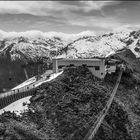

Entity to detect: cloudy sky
[0,1,139,34]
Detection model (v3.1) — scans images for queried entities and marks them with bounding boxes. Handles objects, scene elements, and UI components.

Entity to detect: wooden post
[23,68,29,80]
[52,58,58,73]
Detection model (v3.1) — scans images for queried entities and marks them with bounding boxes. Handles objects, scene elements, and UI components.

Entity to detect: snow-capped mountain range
[0,30,97,63]
[65,29,140,58]
[0,29,140,64]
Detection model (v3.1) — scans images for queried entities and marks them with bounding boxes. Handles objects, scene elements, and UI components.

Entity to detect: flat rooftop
[52,58,105,61]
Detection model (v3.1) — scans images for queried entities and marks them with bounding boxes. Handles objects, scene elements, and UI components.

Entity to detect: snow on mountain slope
[0,30,96,64]
[0,36,64,64]
[0,71,63,115]
[65,29,138,58]
[1,29,140,63]
[12,76,36,90]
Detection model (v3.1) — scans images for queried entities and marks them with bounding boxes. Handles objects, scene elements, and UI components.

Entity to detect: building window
[58,65,65,69]
[87,66,94,68]
[9,77,12,81]
[95,66,100,70]
[82,64,87,67]
[69,64,74,67]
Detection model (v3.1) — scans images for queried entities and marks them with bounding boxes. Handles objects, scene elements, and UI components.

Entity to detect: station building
[52,58,109,79]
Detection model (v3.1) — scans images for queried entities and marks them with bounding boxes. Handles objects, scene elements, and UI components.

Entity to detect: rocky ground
[1,54,140,140]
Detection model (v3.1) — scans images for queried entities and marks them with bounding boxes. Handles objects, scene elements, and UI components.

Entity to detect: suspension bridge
[83,64,125,140]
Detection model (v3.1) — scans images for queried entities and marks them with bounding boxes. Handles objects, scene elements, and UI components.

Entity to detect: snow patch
[0,96,31,115]
[105,51,116,58]
[0,71,63,115]
[35,71,63,87]
[12,76,36,90]
[128,39,139,58]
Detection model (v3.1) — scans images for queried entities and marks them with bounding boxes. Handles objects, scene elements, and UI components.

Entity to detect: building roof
[52,57,105,61]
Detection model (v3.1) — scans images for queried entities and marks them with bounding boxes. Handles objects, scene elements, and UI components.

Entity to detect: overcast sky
[0,1,139,34]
